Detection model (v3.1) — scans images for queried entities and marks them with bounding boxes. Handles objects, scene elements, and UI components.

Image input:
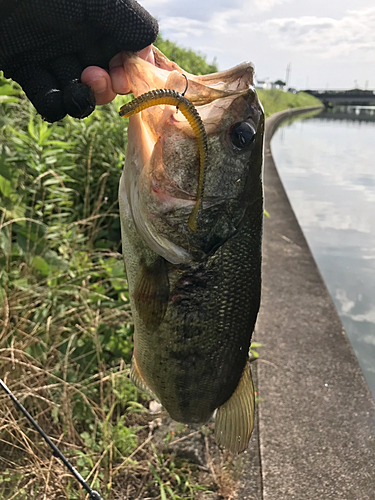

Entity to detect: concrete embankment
[250,107,375,499]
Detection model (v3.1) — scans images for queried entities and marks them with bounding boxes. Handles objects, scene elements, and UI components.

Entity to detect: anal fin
[215,361,255,453]
[130,355,160,403]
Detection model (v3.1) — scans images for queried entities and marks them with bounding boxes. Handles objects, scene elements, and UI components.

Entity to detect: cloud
[160,17,207,38]
[141,0,170,7]
[141,0,246,23]
[258,7,375,58]
[335,289,355,315]
[155,8,249,38]
[142,0,293,18]
[253,0,292,12]
[140,1,375,86]
[146,2,375,62]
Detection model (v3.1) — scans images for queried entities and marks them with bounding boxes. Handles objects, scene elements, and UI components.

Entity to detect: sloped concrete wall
[255,108,375,499]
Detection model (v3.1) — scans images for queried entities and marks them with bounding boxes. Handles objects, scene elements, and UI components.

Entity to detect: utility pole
[285,63,292,88]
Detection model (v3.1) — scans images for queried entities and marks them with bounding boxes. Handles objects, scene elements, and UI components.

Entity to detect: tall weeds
[0,40,228,499]
[0,76,148,498]
[0,72,219,498]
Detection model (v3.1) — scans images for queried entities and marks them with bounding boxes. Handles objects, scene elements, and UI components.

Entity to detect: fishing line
[0,378,105,500]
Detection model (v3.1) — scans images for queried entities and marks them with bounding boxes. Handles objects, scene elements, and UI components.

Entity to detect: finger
[49,54,82,88]
[63,80,95,118]
[81,66,116,105]
[12,64,66,122]
[108,46,155,96]
[78,36,120,70]
[109,53,132,95]
[49,55,95,119]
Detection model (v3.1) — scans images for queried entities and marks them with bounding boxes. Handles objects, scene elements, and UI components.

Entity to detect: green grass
[0,94,217,500]
[256,88,323,117]
[0,38,222,500]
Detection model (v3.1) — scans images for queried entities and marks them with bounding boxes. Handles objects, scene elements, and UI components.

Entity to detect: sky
[141,0,375,90]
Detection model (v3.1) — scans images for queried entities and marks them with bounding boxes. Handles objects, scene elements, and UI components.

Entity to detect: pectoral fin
[133,257,170,331]
[215,361,255,453]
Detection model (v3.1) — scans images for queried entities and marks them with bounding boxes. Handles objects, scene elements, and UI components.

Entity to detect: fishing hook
[181,74,189,97]
[176,74,189,111]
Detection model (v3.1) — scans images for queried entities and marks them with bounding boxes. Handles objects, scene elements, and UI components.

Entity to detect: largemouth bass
[118,47,264,453]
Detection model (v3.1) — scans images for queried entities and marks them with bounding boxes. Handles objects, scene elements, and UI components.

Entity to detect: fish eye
[229,121,256,150]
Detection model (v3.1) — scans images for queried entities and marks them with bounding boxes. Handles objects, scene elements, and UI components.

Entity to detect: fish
[118,46,264,453]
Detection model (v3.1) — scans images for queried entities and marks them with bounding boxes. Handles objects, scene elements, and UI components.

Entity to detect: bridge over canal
[305,89,375,106]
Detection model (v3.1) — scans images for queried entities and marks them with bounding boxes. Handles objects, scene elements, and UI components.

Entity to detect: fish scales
[140,209,262,424]
[118,46,264,452]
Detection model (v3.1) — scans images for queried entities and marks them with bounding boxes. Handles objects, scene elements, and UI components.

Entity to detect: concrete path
[254,108,375,499]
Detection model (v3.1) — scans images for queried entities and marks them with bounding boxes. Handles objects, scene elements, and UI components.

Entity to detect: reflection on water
[271,107,375,399]
[318,105,375,123]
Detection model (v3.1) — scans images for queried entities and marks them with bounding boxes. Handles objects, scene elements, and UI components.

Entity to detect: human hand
[0,0,158,122]
[81,45,155,105]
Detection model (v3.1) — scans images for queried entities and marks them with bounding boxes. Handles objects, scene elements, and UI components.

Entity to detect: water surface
[271,107,375,399]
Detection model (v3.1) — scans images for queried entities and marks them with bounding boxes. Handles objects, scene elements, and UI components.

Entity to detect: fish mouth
[120,46,258,208]
[120,46,262,264]
[120,46,259,151]
[121,44,257,168]
[122,45,255,106]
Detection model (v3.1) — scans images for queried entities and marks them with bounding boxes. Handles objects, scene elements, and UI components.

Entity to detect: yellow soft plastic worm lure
[119,88,208,232]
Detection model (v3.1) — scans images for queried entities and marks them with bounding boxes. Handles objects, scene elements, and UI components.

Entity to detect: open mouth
[119,47,258,262]
[119,48,256,232]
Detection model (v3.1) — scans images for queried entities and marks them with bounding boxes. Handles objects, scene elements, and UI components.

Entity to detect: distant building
[255,77,289,91]
[255,78,272,90]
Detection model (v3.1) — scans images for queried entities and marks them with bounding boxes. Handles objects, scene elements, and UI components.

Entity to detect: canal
[270,106,375,400]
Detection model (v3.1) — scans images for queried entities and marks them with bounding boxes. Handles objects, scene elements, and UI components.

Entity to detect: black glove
[0,0,158,122]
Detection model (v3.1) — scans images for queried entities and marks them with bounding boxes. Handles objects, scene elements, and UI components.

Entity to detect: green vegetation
[0,36,222,500]
[154,35,218,75]
[256,88,322,117]
[0,78,148,499]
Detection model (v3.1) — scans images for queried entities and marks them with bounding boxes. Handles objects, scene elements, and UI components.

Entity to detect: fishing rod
[0,378,105,500]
